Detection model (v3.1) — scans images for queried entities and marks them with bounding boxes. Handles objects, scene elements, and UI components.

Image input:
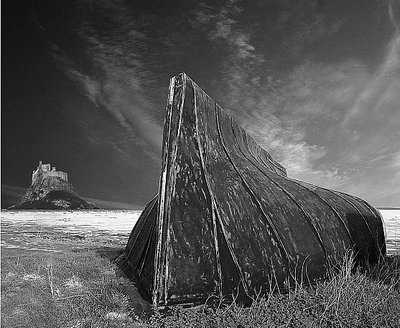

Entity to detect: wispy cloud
[193,0,342,181]
[389,0,400,32]
[342,37,400,126]
[277,2,343,58]
[275,28,400,200]
[194,0,400,205]
[49,0,163,161]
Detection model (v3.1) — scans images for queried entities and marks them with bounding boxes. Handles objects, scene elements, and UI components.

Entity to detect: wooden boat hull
[125,73,386,308]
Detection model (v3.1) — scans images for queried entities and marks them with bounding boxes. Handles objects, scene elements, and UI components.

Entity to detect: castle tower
[31,161,69,184]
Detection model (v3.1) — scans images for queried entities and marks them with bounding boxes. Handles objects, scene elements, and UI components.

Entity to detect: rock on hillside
[10,163,96,210]
[22,175,76,203]
[12,189,96,210]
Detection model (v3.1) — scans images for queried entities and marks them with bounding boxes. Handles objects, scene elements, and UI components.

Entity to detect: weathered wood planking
[125,73,386,308]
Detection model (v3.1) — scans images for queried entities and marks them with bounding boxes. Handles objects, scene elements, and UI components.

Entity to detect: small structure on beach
[124,73,386,308]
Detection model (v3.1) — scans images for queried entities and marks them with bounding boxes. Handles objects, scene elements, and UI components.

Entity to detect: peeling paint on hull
[125,73,386,309]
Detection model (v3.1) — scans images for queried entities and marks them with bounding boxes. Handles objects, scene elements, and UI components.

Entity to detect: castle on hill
[32,161,68,184]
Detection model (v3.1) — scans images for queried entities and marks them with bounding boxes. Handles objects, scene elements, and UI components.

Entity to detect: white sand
[1,210,142,235]
[1,209,399,254]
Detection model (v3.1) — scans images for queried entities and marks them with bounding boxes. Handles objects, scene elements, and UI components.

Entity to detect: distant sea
[1,209,399,255]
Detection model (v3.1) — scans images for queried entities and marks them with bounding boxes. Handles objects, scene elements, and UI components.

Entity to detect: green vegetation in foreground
[2,242,400,327]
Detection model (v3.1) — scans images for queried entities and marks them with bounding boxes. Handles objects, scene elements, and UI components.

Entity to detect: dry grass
[1,251,147,328]
[148,253,400,328]
[2,229,399,328]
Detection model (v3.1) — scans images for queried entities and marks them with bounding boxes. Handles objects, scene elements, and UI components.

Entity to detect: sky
[2,0,400,208]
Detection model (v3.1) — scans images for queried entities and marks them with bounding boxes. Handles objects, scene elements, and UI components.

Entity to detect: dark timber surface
[125,73,386,308]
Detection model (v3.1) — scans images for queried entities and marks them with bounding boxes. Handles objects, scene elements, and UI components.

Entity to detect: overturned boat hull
[125,73,386,308]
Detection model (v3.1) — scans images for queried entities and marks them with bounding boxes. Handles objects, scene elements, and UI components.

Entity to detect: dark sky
[2,0,400,207]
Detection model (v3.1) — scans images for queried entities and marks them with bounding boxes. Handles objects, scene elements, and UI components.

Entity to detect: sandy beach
[1,209,399,255]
